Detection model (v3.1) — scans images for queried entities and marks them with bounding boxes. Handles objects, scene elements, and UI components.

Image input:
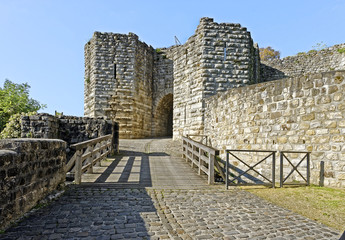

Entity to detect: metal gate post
[280,152,283,188]
[226,151,229,190]
[272,152,276,188]
[307,153,310,186]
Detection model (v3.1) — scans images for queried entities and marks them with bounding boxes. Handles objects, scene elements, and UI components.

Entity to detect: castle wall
[0,139,66,230]
[85,32,155,138]
[261,43,345,81]
[130,39,155,138]
[21,113,113,144]
[171,17,260,139]
[152,50,174,136]
[204,71,345,187]
[84,38,94,116]
[85,18,261,139]
[167,32,205,139]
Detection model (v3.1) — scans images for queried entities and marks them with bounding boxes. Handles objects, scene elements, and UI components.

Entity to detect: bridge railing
[186,134,209,146]
[182,136,219,184]
[65,134,113,184]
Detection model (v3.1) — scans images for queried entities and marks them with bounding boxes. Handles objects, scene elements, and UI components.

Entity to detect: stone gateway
[84,17,261,139]
[84,17,345,187]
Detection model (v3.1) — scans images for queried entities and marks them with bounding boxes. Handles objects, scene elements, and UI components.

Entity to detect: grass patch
[242,185,345,232]
[337,48,345,54]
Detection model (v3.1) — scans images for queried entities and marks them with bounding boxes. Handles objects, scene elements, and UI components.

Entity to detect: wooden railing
[65,134,113,184]
[186,134,209,146]
[182,136,219,184]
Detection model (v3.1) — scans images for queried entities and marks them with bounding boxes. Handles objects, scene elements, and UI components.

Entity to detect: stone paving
[0,138,342,239]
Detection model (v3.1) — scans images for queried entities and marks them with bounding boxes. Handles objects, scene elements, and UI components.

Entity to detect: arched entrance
[153,93,173,137]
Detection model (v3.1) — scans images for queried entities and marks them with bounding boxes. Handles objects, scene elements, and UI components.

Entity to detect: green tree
[259,46,280,61]
[0,80,46,132]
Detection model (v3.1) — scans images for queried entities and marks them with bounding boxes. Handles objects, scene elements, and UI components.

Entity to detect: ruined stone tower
[84,17,261,139]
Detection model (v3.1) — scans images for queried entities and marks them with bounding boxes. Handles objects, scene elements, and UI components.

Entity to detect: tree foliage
[259,46,280,61]
[0,112,36,139]
[0,80,46,132]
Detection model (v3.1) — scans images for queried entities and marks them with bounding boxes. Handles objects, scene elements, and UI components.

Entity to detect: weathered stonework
[21,113,114,144]
[84,32,155,138]
[169,17,260,138]
[204,71,345,187]
[261,43,345,81]
[0,139,66,230]
[84,17,260,139]
[20,113,118,159]
[83,17,345,187]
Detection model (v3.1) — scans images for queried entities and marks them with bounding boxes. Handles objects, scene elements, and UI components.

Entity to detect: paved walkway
[0,138,341,240]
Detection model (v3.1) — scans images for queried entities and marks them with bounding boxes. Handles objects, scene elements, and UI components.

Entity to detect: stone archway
[153,93,173,137]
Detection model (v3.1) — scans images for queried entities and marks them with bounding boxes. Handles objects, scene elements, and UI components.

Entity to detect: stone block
[332,135,345,142]
[301,113,315,121]
[277,136,288,144]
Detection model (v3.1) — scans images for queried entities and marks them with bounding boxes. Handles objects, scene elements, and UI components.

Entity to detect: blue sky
[1,0,344,116]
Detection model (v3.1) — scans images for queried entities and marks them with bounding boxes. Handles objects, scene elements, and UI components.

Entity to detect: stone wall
[167,17,260,139]
[152,50,174,137]
[84,17,260,139]
[204,70,345,187]
[85,32,156,138]
[21,113,113,145]
[0,139,66,230]
[261,43,345,81]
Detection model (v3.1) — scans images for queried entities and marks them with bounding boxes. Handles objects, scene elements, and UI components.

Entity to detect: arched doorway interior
[154,94,173,137]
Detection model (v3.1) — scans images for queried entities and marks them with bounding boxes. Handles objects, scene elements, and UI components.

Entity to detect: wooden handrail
[182,136,219,156]
[66,134,113,184]
[186,134,209,145]
[182,136,219,184]
[70,134,112,150]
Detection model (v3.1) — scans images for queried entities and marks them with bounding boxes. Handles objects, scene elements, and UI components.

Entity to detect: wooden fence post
[198,148,201,175]
[87,145,94,173]
[74,150,82,184]
[208,154,214,184]
[320,161,324,187]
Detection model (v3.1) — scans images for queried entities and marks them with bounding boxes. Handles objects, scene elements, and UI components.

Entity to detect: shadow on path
[86,150,167,188]
[0,186,165,239]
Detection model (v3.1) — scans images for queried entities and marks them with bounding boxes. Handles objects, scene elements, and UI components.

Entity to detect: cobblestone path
[0,138,341,239]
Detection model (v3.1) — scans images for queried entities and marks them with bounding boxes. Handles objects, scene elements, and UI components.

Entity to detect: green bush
[0,112,36,139]
[337,48,345,54]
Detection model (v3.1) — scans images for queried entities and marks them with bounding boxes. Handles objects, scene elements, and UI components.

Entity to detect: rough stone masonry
[84,17,345,187]
[84,17,260,139]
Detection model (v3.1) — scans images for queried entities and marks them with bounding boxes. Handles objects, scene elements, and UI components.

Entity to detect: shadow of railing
[227,164,265,184]
[225,150,276,188]
[85,150,169,188]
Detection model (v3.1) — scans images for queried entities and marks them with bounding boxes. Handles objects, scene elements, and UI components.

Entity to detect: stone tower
[84,17,260,139]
